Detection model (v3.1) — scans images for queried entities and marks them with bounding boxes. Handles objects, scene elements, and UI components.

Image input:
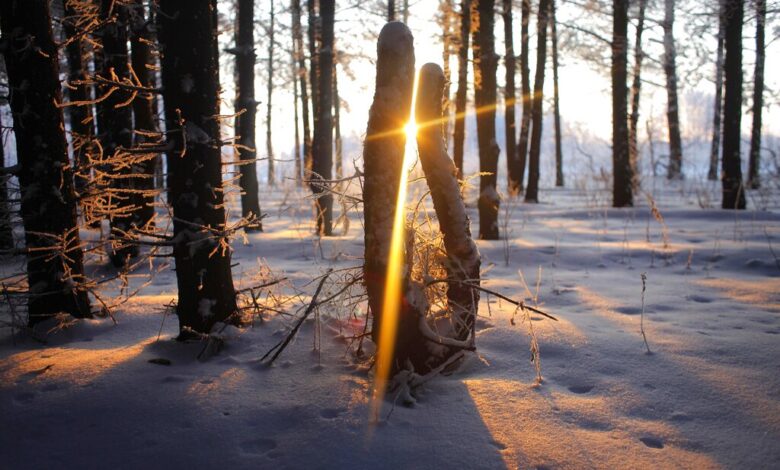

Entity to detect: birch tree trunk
[721,0,746,209]
[472,0,501,239]
[0,0,92,324]
[708,1,726,181]
[158,0,238,335]
[663,0,683,180]
[550,0,563,187]
[612,0,633,207]
[747,0,765,189]
[503,0,521,196]
[629,0,648,187]
[517,0,532,194]
[525,0,549,204]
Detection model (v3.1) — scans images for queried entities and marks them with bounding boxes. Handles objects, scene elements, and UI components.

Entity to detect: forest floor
[1,178,779,469]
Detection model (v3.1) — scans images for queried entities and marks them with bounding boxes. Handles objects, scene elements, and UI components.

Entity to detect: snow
[1,180,779,468]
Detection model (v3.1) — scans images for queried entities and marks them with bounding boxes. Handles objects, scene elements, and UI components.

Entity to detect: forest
[0,0,778,468]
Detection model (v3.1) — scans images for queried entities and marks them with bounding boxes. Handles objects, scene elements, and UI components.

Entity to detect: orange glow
[370,70,421,422]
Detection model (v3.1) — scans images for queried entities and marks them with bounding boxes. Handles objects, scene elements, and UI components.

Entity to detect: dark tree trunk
[517,0,531,193]
[158,0,238,335]
[629,0,648,186]
[452,0,471,179]
[130,0,159,228]
[99,0,140,266]
[312,0,334,236]
[363,22,424,378]
[503,0,520,196]
[0,0,92,324]
[663,0,683,179]
[292,0,312,183]
[62,0,95,200]
[235,0,262,230]
[747,0,765,189]
[709,1,726,181]
[0,100,12,250]
[267,0,276,187]
[388,0,396,21]
[333,61,343,179]
[525,0,549,204]
[550,0,563,187]
[441,0,454,151]
[308,0,319,131]
[472,0,501,239]
[721,0,746,209]
[612,0,633,207]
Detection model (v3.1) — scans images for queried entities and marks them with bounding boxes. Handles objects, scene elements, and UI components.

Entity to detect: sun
[404,121,418,140]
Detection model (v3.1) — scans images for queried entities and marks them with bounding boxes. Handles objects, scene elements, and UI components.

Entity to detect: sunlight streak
[370,70,421,422]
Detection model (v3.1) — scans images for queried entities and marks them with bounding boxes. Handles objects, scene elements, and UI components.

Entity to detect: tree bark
[629,0,648,187]
[100,0,140,266]
[663,0,683,180]
[0,0,92,324]
[363,22,422,374]
[721,0,746,209]
[525,0,549,204]
[612,0,633,207]
[517,0,531,193]
[441,0,454,151]
[472,0,501,239]
[130,0,159,228]
[158,0,238,335]
[312,0,334,236]
[235,0,262,230]
[0,88,13,250]
[292,0,312,183]
[416,63,480,344]
[333,60,342,179]
[708,1,726,181]
[62,0,95,200]
[747,0,765,189]
[503,0,520,196]
[550,0,563,187]
[452,0,471,180]
[388,0,396,21]
[293,58,302,184]
[307,0,319,156]
[266,0,276,187]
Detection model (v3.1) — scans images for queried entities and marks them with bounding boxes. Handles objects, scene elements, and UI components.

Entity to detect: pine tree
[312,0,335,236]
[525,0,549,204]
[612,0,633,207]
[503,0,520,195]
[452,0,471,179]
[516,0,532,193]
[721,0,746,209]
[747,0,765,189]
[663,0,683,179]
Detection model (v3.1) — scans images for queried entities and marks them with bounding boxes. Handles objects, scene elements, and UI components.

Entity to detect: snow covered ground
[1,178,779,469]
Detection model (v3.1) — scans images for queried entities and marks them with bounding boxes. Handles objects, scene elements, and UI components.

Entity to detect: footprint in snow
[639,437,664,449]
[568,385,594,394]
[686,295,713,304]
[240,438,278,455]
[320,408,346,419]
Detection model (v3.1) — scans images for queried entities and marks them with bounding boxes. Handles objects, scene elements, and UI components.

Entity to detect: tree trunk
[0,0,92,324]
[333,60,343,179]
[158,0,238,335]
[363,22,429,381]
[612,0,633,207]
[663,0,683,180]
[0,95,12,250]
[62,0,95,201]
[312,0,334,236]
[416,63,480,344]
[130,0,159,228]
[747,0,765,189]
[307,0,319,157]
[708,1,726,181]
[721,0,746,209]
[503,0,520,196]
[517,0,531,193]
[452,0,471,179]
[292,0,312,183]
[100,0,140,266]
[388,0,396,21]
[267,0,276,187]
[550,0,563,187]
[441,0,454,151]
[293,59,302,184]
[525,0,549,204]
[472,0,501,239]
[629,0,648,187]
[235,0,262,230]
